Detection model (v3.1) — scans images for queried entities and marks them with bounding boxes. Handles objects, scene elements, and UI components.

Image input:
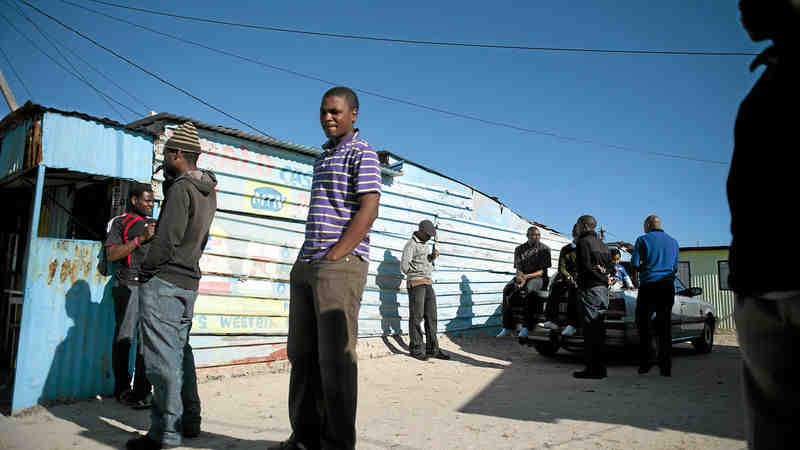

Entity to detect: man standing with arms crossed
[105,182,154,409]
[401,219,450,361]
[573,215,612,379]
[730,2,800,447]
[127,122,217,450]
[272,87,381,450]
[631,215,678,377]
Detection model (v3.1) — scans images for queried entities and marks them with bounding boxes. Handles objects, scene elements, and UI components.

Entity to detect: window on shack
[36,169,129,241]
[718,260,730,291]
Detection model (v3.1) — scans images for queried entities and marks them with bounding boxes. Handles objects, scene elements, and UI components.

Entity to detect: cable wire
[15,0,274,138]
[0,10,142,120]
[61,0,729,166]
[0,44,34,101]
[6,0,132,120]
[80,0,758,57]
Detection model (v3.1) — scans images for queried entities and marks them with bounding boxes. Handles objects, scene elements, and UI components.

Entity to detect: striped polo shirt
[300,130,382,260]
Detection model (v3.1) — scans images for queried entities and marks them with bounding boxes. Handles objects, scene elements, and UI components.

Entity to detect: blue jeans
[139,276,201,446]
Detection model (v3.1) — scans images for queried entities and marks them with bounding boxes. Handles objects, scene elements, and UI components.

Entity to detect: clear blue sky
[0,0,764,247]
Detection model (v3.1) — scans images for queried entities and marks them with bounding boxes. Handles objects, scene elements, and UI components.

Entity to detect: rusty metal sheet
[12,238,113,413]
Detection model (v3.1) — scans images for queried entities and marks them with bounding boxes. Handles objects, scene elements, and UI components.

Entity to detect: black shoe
[410,352,429,361]
[573,368,606,379]
[182,426,201,439]
[638,364,653,375]
[129,392,153,410]
[427,350,451,360]
[268,439,314,450]
[126,436,171,450]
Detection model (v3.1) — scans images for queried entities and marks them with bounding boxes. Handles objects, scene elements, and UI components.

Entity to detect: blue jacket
[632,230,679,285]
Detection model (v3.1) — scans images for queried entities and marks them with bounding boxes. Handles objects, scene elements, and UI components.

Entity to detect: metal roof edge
[679,245,730,252]
[127,113,402,176]
[379,151,562,235]
[0,102,155,138]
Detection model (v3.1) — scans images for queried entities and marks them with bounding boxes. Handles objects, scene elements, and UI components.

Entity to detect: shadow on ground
[43,399,280,449]
[452,334,744,442]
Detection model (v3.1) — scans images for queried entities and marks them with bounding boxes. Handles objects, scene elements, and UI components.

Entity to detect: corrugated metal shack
[127,113,571,370]
[0,103,153,414]
[678,246,735,329]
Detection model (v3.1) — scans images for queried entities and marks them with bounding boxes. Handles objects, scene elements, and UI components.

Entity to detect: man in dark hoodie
[127,122,217,450]
[573,215,612,380]
[730,2,800,447]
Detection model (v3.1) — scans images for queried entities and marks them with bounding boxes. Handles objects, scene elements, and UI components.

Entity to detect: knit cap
[164,122,201,153]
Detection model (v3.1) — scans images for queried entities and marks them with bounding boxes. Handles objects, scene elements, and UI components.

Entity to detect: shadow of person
[439,275,506,369]
[376,249,407,354]
[43,281,276,448]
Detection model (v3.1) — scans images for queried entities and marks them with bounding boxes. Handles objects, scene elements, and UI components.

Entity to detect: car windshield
[674,277,686,294]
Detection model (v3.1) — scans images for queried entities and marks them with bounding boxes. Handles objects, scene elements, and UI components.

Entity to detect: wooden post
[0,69,19,112]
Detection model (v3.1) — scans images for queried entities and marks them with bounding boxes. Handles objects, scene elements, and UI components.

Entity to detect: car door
[676,278,703,335]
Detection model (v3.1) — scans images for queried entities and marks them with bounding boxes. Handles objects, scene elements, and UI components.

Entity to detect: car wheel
[692,319,715,354]
[533,341,560,357]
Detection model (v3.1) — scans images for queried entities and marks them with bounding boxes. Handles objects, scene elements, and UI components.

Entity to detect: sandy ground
[0,331,745,450]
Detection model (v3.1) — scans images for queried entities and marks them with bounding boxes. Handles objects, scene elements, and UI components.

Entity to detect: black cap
[419,219,436,237]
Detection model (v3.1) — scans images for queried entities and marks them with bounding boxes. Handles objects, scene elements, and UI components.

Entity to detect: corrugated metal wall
[12,238,115,413]
[692,273,735,329]
[41,112,152,183]
[152,125,570,368]
[0,119,36,180]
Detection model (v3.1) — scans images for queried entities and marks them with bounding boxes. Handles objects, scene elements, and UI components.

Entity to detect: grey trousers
[578,285,608,370]
[288,256,368,450]
[139,276,201,446]
[408,284,439,355]
[735,293,800,450]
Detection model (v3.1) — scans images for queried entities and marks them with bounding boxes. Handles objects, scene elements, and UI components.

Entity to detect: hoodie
[140,169,217,290]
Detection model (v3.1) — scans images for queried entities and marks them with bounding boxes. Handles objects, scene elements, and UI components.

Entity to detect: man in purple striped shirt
[272,87,381,450]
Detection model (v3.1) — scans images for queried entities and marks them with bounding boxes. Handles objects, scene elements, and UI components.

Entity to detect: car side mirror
[679,287,702,297]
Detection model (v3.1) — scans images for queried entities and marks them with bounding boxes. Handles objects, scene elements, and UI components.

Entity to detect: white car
[520,277,717,357]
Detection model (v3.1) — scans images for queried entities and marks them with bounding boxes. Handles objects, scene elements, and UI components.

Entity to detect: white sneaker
[496,329,512,337]
[519,327,529,337]
[540,321,558,330]
[561,325,577,336]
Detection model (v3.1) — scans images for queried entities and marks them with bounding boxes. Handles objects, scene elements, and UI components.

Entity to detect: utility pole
[0,69,19,112]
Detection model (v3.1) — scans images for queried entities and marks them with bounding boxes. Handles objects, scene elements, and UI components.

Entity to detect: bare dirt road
[0,331,745,450]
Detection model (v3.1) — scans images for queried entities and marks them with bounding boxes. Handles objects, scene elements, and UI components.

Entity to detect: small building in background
[678,245,734,329]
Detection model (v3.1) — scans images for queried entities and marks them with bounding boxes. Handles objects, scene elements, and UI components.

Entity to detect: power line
[0,44,33,101]
[62,0,729,166]
[80,0,758,57]
[16,0,274,138]
[6,0,131,120]
[0,9,142,120]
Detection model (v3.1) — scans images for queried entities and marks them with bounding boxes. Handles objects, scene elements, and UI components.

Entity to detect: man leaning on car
[631,215,679,377]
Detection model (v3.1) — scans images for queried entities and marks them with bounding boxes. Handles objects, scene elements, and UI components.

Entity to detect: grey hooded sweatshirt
[140,169,217,290]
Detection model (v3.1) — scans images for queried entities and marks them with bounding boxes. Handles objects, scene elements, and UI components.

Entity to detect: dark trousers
[735,292,800,450]
[407,284,439,355]
[288,256,368,450]
[579,285,608,371]
[545,280,578,325]
[636,279,675,371]
[139,276,201,446]
[112,282,151,398]
[502,277,544,329]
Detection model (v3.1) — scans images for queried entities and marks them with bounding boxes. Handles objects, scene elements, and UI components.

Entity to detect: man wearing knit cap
[401,219,450,361]
[127,122,217,450]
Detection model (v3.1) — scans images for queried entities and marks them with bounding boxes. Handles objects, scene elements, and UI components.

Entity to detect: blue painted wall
[41,112,152,182]
[11,238,115,414]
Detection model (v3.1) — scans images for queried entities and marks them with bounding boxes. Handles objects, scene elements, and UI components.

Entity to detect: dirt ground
[0,331,745,450]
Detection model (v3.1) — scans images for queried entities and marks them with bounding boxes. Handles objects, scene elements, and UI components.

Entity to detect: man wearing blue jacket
[631,215,679,377]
